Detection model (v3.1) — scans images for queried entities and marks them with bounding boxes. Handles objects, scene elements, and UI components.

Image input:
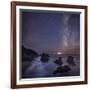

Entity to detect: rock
[67,56,76,66]
[53,65,71,75]
[40,53,50,63]
[22,45,38,76]
[54,57,63,66]
[22,45,38,61]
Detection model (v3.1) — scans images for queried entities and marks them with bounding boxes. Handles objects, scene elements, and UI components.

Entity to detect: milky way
[62,14,70,47]
[21,10,80,54]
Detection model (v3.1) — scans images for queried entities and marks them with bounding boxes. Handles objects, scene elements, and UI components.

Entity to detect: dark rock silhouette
[54,57,63,66]
[22,45,38,76]
[40,53,50,63]
[67,56,76,66]
[22,45,38,61]
[53,65,71,75]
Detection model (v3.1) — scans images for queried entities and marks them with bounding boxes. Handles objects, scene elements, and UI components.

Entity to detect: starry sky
[21,10,80,54]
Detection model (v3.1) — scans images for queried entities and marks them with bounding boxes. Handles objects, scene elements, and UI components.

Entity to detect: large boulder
[53,65,71,75]
[54,57,63,66]
[67,56,76,66]
[40,53,50,63]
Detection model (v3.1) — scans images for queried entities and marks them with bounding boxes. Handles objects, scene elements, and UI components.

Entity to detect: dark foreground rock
[53,65,71,75]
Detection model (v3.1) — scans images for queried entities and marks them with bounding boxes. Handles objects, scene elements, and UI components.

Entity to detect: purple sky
[21,10,80,54]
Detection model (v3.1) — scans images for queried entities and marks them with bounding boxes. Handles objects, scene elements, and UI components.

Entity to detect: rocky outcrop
[53,65,71,75]
[40,53,50,63]
[22,45,38,61]
[54,57,63,66]
[67,56,76,66]
[22,45,38,77]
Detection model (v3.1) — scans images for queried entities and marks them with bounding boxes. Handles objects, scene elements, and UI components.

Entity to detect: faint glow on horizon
[57,52,62,55]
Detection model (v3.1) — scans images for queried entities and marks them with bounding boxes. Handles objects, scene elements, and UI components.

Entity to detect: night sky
[21,10,80,54]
